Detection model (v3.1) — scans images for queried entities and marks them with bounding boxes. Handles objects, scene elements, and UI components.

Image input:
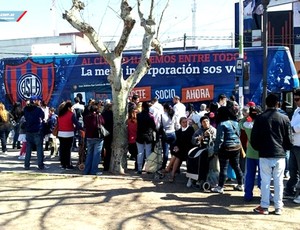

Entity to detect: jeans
[244,158,260,201]
[0,128,10,152]
[136,142,152,171]
[24,131,44,169]
[12,123,21,148]
[285,150,290,175]
[218,149,243,188]
[285,146,300,194]
[161,132,176,169]
[84,138,104,175]
[259,157,285,209]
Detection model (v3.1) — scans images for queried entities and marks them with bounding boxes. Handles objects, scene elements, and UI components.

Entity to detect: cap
[247,101,256,107]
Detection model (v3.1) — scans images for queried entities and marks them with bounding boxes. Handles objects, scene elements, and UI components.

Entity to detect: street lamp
[262,0,270,110]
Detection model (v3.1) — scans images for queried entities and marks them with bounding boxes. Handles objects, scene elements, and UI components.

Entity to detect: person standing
[240,106,262,202]
[17,115,27,159]
[83,104,104,175]
[160,103,177,170]
[285,89,300,204]
[136,102,156,174]
[149,97,164,130]
[41,101,50,151]
[127,108,138,171]
[10,102,23,149]
[173,96,186,130]
[101,102,113,171]
[23,96,47,170]
[211,104,244,194]
[48,107,58,158]
[57,101,83,170]
[251,94,292,215]
[0,102,13,154]
[72,96,85,151]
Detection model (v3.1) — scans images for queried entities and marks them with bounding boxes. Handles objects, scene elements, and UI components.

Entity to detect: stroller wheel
[202,181,211,192]
[78,163,85,171]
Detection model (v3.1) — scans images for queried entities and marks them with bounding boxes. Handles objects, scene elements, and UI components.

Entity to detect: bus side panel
[0,47,297,109]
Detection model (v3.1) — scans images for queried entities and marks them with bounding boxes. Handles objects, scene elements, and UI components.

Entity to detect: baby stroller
[186,146,219,192]
[77,136,86,171]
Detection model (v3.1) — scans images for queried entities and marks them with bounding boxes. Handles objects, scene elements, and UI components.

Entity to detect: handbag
[97,114,110,138]
[98,124,110,138]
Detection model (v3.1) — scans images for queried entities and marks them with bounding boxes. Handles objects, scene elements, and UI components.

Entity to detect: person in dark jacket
[136,102,156,174]
[251,94,292,215]
[83,104,104,175]
[101,102,113,171]
[10,102,23,149]
[23,96,46,170]
[47,107,58,158]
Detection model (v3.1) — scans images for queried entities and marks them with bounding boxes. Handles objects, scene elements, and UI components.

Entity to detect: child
[18,115,26,160]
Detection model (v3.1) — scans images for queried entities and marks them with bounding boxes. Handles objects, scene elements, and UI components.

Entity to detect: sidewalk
[1,147,300,230]
[0,147,187,182]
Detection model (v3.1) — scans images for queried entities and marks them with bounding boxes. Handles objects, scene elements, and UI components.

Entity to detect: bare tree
[63,0,165,174]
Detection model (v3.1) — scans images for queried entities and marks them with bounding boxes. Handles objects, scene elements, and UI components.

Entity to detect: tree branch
[126,0,160,90]
[114,0,136,57]
[62,0,111,59]
[156,0,170,38]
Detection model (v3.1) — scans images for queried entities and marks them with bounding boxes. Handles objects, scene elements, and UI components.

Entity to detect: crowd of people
[0,90,300,215]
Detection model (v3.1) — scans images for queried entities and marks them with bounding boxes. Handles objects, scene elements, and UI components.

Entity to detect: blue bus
[0,46,298,110]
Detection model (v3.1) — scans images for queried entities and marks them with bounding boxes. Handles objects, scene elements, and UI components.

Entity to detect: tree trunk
[110,89,128,174]
[109,60,129,174]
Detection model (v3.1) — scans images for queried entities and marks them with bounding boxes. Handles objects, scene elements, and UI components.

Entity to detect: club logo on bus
[4,59,55,105]
[18,73,42,101]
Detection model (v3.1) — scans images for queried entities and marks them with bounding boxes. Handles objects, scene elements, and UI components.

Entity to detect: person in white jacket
[172,96,186,130]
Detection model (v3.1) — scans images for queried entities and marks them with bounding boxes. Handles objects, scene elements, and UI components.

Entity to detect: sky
[0,0,292,49]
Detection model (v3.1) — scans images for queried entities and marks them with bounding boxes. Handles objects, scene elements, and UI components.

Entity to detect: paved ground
[0,148,299,230]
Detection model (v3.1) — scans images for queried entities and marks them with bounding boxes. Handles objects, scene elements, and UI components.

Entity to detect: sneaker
[293,195,300,204]
[186,178,193,188]
[211,186,224,194]
[96,172,103,176]
[18,155,25,160]
[38,165,50,170]
[253,205,269,215]
[234,184,244,191]
[24,166,30,170]
[2,151,7,154]
[275,208,283,215]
